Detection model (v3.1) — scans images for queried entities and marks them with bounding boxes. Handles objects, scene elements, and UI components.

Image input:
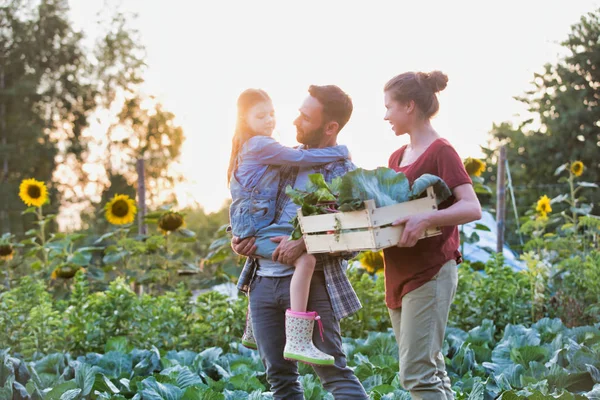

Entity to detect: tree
[485,8,600,249]
[0,0,144,235]
[106,95,185,207]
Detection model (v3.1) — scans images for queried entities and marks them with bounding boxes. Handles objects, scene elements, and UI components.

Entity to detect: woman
[382,71,482,399]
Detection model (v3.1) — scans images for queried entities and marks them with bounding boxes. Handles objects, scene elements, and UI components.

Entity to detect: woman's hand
[392,213,433,247]
[271,236,306,265]
[231,236,257,256]
[392,183,482,248]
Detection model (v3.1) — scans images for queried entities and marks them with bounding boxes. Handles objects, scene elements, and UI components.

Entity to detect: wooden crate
[297,186,442,253]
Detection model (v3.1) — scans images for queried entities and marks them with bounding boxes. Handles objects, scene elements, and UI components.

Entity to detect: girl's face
[383,91,412,136]
[246,101,275,137]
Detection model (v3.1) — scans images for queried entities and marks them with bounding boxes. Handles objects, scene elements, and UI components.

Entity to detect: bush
[450,256,532,336]
[0,272,247,356]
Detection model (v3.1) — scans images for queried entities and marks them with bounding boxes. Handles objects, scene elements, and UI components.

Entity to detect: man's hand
[271,236,306,265]
[392,213,432,248]
[231,236,257,257]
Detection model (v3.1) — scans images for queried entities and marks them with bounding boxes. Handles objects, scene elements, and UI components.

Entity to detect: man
[232,85,368,400]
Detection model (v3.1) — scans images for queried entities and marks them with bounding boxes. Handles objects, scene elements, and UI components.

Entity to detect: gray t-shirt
[256,167,321,277]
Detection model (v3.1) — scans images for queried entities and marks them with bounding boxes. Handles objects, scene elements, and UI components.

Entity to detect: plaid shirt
[236,156,362,320]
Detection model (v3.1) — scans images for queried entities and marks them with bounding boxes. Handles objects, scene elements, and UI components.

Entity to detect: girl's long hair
[227,89,272,185]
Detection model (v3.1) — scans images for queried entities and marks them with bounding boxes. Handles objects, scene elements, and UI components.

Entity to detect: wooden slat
[304,225,442,254]
[304,230,377,253]
[371,188,438,227]
[298,208,372,233]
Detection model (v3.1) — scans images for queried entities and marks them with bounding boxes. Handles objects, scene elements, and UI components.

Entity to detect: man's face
[293,96,326,147]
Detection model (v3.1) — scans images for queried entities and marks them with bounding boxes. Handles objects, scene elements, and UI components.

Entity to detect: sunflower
[18,178,48,207]
[158,211,185,234]
[464,157,486,177]
[536,195,552,218]
[105,194,137,225]
[51,264,82,280]
[570,161,584,177]
[0,244,14,261]
[358,251,384,274]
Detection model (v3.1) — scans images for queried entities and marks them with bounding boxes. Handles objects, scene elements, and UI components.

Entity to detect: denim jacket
[229,136,349,239]
[229,166,280,239]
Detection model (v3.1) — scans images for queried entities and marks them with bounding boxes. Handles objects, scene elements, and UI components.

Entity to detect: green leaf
[467,380,485,400]
[228,375,265,392]
[586,384,600,399]
[473,223,492,232]
[307,173,332,191]
[139,377,183,400]
[176,229,196,238]
[103,251,129,265]
[181,386,224,400]
[68,251,92,267]
[45,381,79,400]
[329,176,342,195]
[409,173,452,204]
[175,367,203,389]
[94,231,118,244]
[95,374,120,394]
[571,204,593,215]
[21,207,38,215]
[474,184,493,194]
[96,352,132,380]
[577,182,599,188]
[510,346,549,365]
[105,337,130,354]
[586,364,600,384]
[0,350,14,389]
[59,388,82,400]
[554,163,568,176]
[339,167,411,208]
[370,384,395,395]
[33,354,68,375]
[132,348,161,377]
[75,363,98,397]
[551,194,570,203]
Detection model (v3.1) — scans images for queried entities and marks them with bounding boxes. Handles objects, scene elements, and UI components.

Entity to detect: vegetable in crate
[286,167,452,239]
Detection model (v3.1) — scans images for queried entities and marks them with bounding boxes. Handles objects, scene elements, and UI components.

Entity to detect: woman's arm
[393,183,482,247]
[250,137,349,166]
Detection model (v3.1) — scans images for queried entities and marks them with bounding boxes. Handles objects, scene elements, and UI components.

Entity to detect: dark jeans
[249,271,368,400]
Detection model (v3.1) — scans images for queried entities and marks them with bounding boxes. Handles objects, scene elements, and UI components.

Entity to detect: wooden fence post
[496,145,507,253]
[137,158,147,235]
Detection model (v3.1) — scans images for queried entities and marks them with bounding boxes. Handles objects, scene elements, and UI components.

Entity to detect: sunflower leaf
[21,207,38,215]
[554,163,568,176]
[176,229,196,238]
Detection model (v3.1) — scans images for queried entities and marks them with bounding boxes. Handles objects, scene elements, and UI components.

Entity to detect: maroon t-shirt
[384,138,472,309]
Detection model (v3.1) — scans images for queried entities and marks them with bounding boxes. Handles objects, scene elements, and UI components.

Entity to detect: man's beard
[296,123,325,148]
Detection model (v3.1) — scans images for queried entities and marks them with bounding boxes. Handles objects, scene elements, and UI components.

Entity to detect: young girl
[228,88,348,365]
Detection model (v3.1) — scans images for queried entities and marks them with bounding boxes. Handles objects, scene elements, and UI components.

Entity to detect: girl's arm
[249,136,349,166]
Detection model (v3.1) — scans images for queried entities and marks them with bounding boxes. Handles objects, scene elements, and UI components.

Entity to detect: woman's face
[246,101,275,136]
[384,91,411,136]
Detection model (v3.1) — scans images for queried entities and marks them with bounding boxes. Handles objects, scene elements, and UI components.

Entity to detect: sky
[68,0,600,213]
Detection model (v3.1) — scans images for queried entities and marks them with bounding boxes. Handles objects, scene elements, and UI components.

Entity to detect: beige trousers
[388,259,458,400]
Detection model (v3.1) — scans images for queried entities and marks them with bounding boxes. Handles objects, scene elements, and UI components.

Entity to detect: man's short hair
[308,85,353,132]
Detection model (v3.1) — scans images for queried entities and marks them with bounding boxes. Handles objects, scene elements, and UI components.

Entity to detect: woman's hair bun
[417,70,448,93]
